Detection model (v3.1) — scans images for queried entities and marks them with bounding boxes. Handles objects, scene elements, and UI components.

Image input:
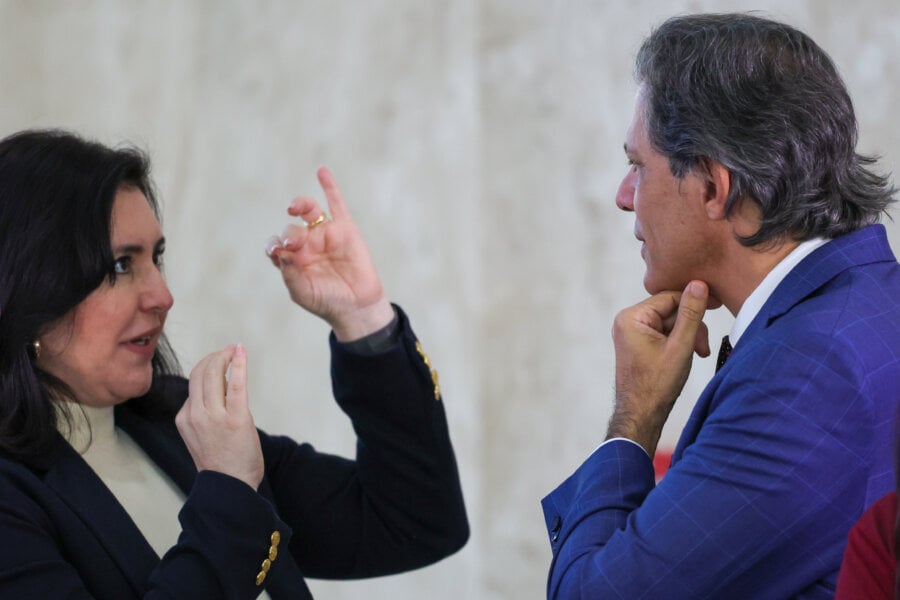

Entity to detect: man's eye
[113,256,132,275]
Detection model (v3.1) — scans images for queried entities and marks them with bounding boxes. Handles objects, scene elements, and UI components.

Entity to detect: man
[542,13,900,598]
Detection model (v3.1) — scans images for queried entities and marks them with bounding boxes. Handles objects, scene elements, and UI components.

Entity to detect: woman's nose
[142,269,174,313]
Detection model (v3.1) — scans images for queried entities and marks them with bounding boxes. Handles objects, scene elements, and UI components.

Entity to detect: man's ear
[699,159,731,220]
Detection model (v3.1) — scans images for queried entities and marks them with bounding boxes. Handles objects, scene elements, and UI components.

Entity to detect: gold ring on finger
[307,213,327,229]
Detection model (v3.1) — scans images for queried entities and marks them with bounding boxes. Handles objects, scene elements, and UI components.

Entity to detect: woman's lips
[121,331,159,357]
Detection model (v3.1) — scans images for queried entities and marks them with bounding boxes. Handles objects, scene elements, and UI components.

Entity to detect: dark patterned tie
[715,335,732,373]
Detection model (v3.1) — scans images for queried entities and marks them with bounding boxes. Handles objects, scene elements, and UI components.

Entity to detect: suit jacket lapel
[42,438,160,597]
[740,224,895,345]
[673,225,895,461]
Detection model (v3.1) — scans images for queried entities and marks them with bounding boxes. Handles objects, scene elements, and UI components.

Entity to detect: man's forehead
[623,109,646,155]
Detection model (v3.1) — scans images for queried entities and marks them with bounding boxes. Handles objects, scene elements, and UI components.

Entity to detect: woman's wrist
[339,308,400,354]
[329,297,396,343]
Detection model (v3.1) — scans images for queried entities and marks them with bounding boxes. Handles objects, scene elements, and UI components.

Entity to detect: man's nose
[615,170,635,212]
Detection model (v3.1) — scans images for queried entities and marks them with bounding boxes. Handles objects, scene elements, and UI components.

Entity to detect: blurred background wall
[1,1,897,597]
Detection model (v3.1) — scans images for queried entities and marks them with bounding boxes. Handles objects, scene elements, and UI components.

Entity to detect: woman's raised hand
[175,344,265,490]
[266,167,394,341]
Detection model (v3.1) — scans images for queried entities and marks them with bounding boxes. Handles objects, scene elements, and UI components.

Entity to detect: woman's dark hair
[635,13,896,246]
[0,129,180,467]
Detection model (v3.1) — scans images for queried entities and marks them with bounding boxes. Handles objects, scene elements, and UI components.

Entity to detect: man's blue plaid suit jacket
[542,224,900,599]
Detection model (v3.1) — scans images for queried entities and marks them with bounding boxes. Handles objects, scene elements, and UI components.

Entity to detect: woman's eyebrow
[113,236,165,255]
[112,243,145,255]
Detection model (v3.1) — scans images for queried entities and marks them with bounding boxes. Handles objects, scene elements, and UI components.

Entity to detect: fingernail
[235,342,246,356]
[264,236,280,256]
[687,281,705,296]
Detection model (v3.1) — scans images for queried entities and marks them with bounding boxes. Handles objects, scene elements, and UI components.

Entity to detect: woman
[0,129,468,598]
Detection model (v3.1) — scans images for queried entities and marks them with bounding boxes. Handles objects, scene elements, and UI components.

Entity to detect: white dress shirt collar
[730,237,829,346]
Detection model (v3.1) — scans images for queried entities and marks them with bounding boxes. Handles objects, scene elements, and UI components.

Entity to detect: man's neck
[713,237,801,316]
[728,237,831,344]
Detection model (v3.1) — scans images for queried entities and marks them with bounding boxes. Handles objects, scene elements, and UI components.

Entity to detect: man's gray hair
[635,12,895,246]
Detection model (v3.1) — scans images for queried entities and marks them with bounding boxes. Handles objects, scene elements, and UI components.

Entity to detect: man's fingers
[671,280,709,352]
[628,290,682,331]
[317,166,351,222]
[694,320,711,357]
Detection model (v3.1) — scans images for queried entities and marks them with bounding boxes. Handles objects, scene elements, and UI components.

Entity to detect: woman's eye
[153,250,165,268]
[113,256,132,275]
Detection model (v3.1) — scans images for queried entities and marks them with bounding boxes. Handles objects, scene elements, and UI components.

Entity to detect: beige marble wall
[1,1,898,598]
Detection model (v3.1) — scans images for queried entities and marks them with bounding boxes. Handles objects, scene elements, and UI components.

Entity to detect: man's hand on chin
[607,280,711,456]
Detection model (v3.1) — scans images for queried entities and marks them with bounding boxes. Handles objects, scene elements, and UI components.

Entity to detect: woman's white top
[63,404,185,557]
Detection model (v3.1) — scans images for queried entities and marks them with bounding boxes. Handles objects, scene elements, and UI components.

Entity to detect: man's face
[615,89,719,294]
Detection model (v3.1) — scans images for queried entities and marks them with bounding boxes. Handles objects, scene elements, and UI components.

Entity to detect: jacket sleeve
[147,470,292,597]
[259,305,469,578]
[542,332,880,599]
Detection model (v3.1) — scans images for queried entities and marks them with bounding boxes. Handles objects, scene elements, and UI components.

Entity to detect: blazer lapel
[673,225,895,461]
[42,438,160,597]
[117,393,315,599]
[115,404,197,496]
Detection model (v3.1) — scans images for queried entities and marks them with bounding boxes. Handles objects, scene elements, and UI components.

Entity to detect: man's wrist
[598,437,653,460]
[606,404,665,457]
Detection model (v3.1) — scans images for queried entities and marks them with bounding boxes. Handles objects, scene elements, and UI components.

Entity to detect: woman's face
[37,186,174,407]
